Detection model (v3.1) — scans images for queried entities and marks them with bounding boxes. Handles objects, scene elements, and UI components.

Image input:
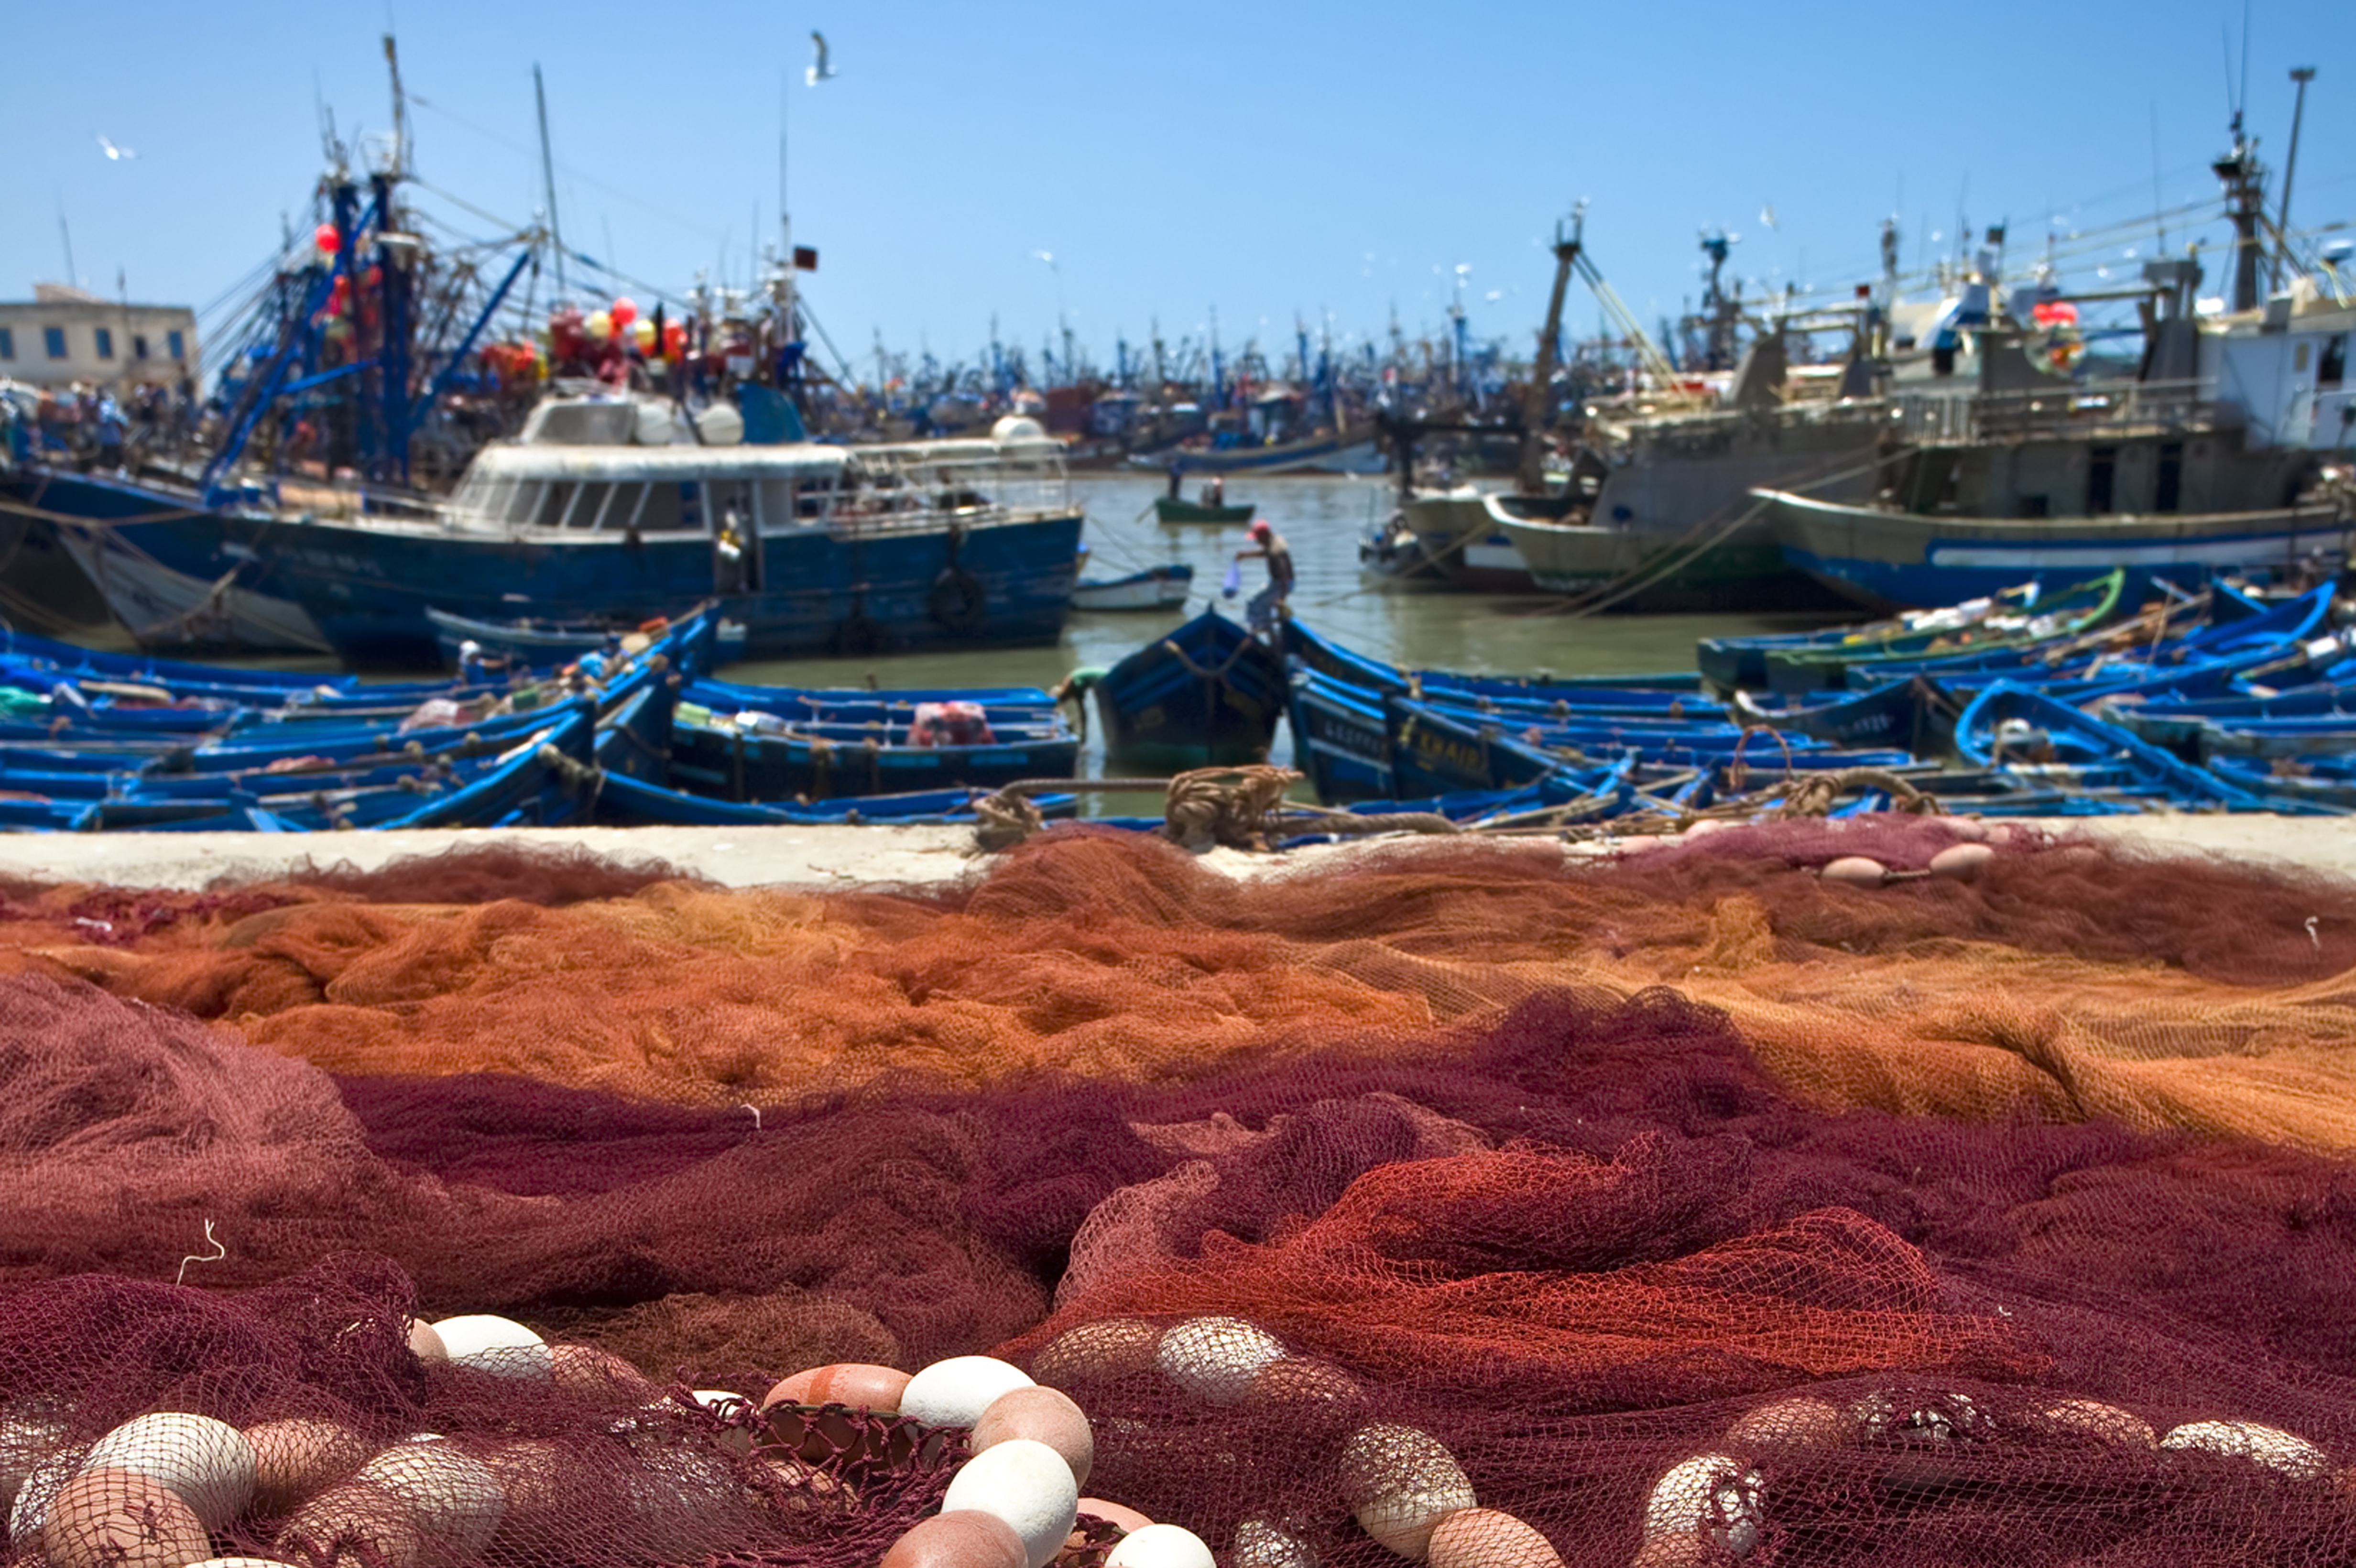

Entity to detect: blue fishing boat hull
[1287,668,1396,804]
[1096,610,1287,771]
[19,465,1085,664]
[1384,697,1568,797]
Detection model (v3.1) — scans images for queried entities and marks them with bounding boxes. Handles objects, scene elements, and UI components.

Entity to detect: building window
[0,327,13,360]
[43,327,67,359]
[132,334,150,360]
[93,327,114,360]
[167,329,185,359]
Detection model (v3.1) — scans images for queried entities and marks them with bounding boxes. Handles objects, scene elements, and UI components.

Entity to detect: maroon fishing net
[0,825,2354,1566]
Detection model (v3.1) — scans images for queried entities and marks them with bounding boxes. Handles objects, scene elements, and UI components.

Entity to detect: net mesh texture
[0,824,2354,1566]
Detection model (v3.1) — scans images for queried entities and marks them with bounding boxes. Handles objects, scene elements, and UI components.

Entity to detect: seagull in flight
[807,32,838,85]
[95,134,136,161]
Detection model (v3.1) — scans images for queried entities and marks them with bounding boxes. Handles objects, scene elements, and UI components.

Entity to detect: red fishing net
[0,826,2354,1565]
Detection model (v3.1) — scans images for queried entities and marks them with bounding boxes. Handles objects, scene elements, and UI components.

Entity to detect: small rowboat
[1071,563,1194,612]
[1153,497,1255,526]
[427,605,742,675]
[1096,609,1286,771]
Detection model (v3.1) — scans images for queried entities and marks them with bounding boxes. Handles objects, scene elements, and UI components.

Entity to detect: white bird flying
[95,134,136,161]
[807,32,837,85]
[1759,203,1780,230]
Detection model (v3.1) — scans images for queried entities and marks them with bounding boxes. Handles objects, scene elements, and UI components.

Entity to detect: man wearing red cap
[1234,518,1295,630]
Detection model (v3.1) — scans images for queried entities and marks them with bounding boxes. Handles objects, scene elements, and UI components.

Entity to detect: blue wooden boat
[665,674,1077,802]
[1283,615,1702,699]
[593,769,1078,828]
[0,619,353,693]
[2209,754,2356,810]
[1733,678,1941,753]
[1096,610,1287,772]
[428,604,744,673]
[1384,697,1575,797]
[1287,666,1396,804]
[1753,571,2127,692]
[1953,681,2294,810]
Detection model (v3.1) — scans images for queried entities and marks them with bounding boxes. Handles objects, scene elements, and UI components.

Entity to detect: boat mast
[533,64,566,296]
[1517,207,1582,495]
[2275,66,2317,290]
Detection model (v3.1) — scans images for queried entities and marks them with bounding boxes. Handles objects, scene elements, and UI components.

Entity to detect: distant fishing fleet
[1,52,2353,838]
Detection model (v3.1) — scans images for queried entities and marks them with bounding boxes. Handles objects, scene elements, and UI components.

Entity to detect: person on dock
[1234,518,1294,630]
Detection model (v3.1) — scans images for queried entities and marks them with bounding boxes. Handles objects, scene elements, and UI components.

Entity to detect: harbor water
[731,474,1847,780]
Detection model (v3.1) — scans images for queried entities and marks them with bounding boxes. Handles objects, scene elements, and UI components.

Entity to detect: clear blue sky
[6,0,2352,373]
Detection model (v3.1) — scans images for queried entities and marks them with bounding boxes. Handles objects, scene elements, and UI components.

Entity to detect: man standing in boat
[1234,518,1294,631]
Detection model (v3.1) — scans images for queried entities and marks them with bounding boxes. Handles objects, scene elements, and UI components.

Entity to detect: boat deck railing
[1893,377,2218,445]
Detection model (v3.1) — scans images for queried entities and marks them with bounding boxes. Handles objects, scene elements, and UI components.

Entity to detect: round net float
[427,1315,551,1380]
[2034,1399,2156,1448]
[2160,1420,2331,1480]
[546,1343,652,1400]
[941,1437,1079,1568]
[901,1355,1036,1428]
[1076,1498,1153,1534]
[1820,856,1888,889]
[275,1481,429,1568]
[45,1467,210,1568]
[1723,1396,1854,1450]
[1233,1519,1319,1568]
[972,1386,1094,1490]
[1105,1522,1216,1568]
[1628,1534,1715,1568]
[1641,1454,1761,1558]
[1929,842,1996,881]
[82,1412,256,1532]
[1029,1320,1162,1388]
[761,1362,911,1415]
[405,1320,447,1363]
[352,1439,507,1559]
[1425,1508,1564,1568]
[245,1419,371,1516]
[883,1510,1028,1568]
[1155,1317,1287,1406]
[1338,1423,1476,1561]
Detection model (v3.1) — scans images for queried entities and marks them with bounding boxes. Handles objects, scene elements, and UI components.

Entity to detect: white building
[0,283,198,390]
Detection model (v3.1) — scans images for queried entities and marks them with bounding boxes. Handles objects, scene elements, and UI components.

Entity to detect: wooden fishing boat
[666,677,1076,803]
[1287,667,1396,804]
[1153,497,1255,526]
[1382,697,1575,797]
[1733,678,1944,754]
[1756,571,2126,692]
[1281,615,1702,700]
[1071,563,1193,610]
[427,605,743,673]
[1095,610,1286,771]
[1953,682,2285,810]
[1390,492,1539,593]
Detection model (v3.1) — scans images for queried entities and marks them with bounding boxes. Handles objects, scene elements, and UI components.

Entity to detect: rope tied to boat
[1163,764,1300,850]
[970,766,1306,854]
[1767,767,1944,818]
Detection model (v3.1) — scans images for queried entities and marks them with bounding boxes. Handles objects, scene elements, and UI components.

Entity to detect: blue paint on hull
[8,468,1084,664]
